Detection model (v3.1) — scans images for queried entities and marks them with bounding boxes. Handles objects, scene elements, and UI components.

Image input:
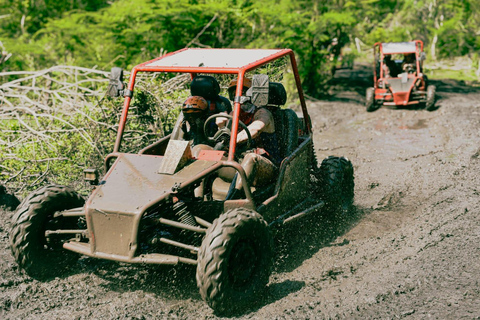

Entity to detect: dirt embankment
[1,65,480,319]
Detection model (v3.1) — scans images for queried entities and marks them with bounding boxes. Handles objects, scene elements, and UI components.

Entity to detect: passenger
[227,77,251,101]
[217,78,282,199]
[402,53,416,73]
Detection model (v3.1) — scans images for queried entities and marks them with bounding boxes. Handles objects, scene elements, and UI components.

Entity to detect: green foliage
[0,0,110,37]
[2,0,480,75]
[0,0,361,96]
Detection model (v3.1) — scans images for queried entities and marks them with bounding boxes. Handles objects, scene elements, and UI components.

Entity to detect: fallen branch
[1,65,183,194]
[186,14,218,48]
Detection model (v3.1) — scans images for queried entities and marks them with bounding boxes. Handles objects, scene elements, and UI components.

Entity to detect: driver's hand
[215,113,229,128]
[214,140,227,151]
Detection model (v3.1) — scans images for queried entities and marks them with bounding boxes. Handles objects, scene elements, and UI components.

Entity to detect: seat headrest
[190,75,220,100]
[268,82,287,106]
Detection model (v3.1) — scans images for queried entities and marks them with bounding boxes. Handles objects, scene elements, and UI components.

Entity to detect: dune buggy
[366,40,436,112]
[10,48,354,314]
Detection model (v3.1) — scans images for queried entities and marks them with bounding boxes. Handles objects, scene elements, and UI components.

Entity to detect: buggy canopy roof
[381,42,417,54]
[138,48,289,73]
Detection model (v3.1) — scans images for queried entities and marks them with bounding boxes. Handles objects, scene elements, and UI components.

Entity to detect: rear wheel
[318,156,355,214]
[425,85,436,111]
[196,208,273,314]
[366,87,379,112]
[10,185,84,279]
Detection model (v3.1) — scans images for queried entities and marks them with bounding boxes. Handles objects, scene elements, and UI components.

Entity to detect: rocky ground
[1,64,480,319]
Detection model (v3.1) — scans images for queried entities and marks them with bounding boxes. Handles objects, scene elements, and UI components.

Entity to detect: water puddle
[374,119,429,131]
[399,119,428,130]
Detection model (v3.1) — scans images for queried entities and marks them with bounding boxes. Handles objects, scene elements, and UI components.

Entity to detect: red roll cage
[373,40,424,84]
[113,48,311,161]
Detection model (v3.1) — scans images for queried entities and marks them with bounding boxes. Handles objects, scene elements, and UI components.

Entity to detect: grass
[425,67,479,83]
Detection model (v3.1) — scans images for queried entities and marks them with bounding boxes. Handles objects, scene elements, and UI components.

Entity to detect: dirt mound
[1,65,479,319]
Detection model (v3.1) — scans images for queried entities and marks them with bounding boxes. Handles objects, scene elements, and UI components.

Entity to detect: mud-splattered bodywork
[61,48,320,266]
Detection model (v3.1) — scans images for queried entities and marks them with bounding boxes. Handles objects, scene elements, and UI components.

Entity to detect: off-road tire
[318,156,355,214]
[425,85,436,111]
[366,87,379,112]
[10,185,84,279]
[196,208,273,314]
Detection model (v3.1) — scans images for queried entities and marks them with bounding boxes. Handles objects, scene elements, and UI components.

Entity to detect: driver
[217,78,282,199]
[181,96,214,156]
[383,55,398,78]
[402,53,416,73]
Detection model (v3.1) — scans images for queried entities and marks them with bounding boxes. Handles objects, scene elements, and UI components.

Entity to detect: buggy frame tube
[114,68,138,152]
[228,70,246,161]
[289,51,311,134]
[374,42,381,86]
[112,49,312,153]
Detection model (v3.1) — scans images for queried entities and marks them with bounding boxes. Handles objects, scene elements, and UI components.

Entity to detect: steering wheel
[404,64,415,74]
[203,114,253,150]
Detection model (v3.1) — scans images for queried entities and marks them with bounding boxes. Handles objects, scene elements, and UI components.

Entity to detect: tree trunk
[431,34,437,61]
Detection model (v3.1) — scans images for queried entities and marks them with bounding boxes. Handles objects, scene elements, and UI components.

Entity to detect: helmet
[182,96,208,114]
[227,77,252,100]
[190,75,220,100]
[228,77,252,90]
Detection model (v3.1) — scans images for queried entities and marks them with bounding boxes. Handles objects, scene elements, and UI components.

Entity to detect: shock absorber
[173,201,198,227]
[172,201,203,246]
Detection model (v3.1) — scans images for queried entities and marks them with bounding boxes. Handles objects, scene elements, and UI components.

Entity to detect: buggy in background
[366,40,436,112]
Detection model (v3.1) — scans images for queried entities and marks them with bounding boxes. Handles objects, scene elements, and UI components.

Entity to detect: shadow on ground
[273,205,371,274]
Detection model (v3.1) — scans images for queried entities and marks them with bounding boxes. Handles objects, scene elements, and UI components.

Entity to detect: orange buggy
[366,40,436,112]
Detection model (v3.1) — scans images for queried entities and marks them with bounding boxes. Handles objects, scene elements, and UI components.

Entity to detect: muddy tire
[10,185,84,279]
[365,87,378,112]
[318,156,355,213]
[196,208,273,314]
[425,85,436,111]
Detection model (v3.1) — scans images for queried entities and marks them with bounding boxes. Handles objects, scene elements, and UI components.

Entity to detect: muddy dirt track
[1,64,480,319]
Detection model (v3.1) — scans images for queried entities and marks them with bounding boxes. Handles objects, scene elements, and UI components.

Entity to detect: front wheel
[317,156,355,214]
[425,85,436,111]
[365,87,379,112]
[10,185,84,279]
[196,208,273,314]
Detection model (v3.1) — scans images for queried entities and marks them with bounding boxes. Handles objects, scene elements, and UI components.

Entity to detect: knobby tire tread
[196,208,272,314]
[318,156,355,213]
[10,185,84,279]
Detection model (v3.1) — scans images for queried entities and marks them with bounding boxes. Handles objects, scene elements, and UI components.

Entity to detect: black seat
[190,75,232,113]
[267,82,298,158]
[276,109,299,158]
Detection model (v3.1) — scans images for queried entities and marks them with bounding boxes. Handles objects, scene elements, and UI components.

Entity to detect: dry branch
[0,66,185,193]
